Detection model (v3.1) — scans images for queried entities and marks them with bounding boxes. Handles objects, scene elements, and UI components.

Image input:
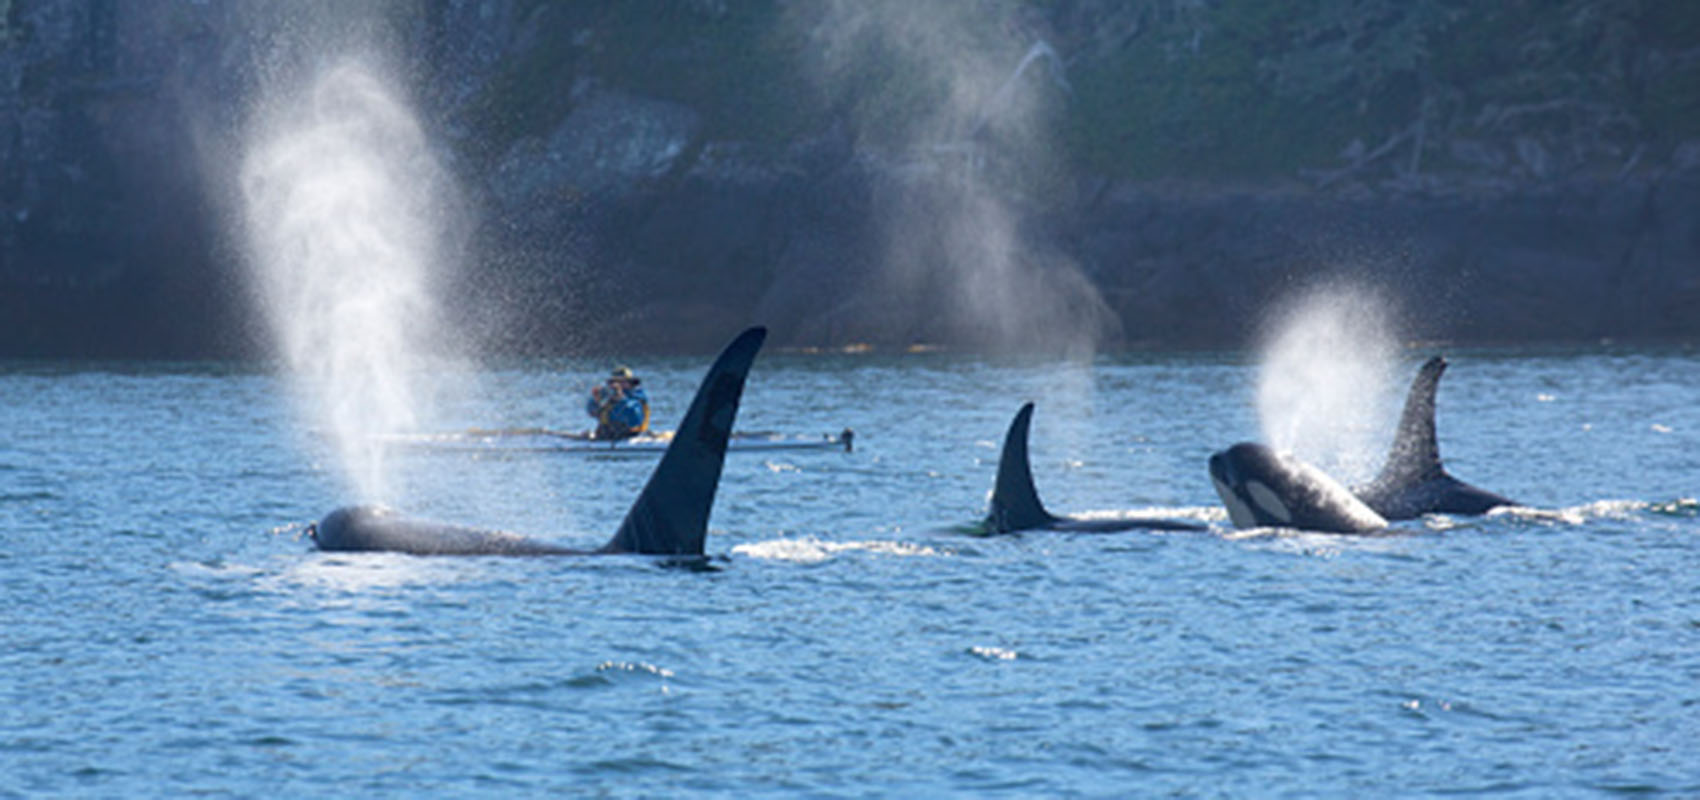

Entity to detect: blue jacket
[587,385,649,438]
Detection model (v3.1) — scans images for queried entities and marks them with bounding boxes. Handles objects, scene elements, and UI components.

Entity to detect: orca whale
[1353,356,1516,519]
[1208,442,1388,534]
[1207,355,1515,534]
[308,326,767,556]
[982,402,1204,534]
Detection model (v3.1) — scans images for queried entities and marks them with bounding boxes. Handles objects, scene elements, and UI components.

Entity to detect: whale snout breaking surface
[1209,356,1518,534]
[1209,442,1388,534]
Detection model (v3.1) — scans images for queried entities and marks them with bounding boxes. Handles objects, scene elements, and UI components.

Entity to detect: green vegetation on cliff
[456,0,1699,183]
[1064,0,1700,181]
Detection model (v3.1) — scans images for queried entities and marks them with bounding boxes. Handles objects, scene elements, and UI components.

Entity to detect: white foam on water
[733,537,947,564]
[967,645,1021,662]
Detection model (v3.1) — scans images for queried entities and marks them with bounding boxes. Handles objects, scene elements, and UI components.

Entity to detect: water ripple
[732,536,949,563]
[6,350,1700,796]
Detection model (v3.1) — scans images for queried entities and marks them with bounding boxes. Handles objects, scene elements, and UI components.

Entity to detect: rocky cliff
[3,0,1697,357]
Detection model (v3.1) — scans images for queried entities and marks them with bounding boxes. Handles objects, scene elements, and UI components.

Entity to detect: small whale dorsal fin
[1372,355,1447,488]
[986,402,1056,532]
[603,327,766,556]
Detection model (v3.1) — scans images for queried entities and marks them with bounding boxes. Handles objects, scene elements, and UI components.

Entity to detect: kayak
[380,427,854,455]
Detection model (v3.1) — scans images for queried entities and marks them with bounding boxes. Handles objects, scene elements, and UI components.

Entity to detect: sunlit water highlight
[2,348,1697,795]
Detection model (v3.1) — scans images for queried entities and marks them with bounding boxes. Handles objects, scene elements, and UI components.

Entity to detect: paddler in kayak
[586,365,650,440]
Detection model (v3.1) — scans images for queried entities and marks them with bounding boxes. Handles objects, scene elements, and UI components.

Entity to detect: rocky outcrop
[2,0,1696,357]
[1,1,275,356]
[1077,179,1700,348]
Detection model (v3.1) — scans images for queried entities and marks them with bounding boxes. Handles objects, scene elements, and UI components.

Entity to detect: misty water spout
[1255,283,1400,484]
[800,2,1113,355]
[240,60,453,501]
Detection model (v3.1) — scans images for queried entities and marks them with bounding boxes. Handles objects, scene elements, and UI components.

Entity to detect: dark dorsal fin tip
[603,327,767,556]
[1374,354,1447,487]
[987,401,1055,532]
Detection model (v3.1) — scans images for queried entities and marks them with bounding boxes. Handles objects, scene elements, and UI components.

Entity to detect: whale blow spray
[241,59,454,501]
[1256,283,1401,485]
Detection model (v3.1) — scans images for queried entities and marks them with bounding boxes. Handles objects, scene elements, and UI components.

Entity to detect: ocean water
[2,346,1697,796]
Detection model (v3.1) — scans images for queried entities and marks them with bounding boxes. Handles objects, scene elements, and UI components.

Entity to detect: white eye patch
[1212,476,1260,529]
[1246,480,1293,524]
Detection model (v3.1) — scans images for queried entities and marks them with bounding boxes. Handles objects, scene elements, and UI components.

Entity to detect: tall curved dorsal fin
[986,402,1056,532]
[1372,355,1447,488]
[602,327,767,556]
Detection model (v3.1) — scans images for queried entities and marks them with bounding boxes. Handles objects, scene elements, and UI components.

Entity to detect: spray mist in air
[240,59,452,502]
[798,1,1114,355]
[1256,283,1401,485]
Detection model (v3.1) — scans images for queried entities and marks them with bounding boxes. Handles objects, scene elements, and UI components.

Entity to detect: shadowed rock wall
[2,0,1696,358]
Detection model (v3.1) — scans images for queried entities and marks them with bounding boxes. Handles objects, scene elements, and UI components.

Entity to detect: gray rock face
[489,88,701,217]
[1079,180,1700,348]
[1,0,1696,357]
[0,1,262,355]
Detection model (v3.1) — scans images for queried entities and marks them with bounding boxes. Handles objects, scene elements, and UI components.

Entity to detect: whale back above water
[1209,442,1389,534]
[984,402,1204,534]
[1353,356,1516,520]
[310,326,768,556]
[310,505,590,555]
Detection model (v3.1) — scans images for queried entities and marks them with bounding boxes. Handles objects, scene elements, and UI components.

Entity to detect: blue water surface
[2,347,1697,796]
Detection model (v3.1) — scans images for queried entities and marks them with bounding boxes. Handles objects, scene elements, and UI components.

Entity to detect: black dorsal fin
[985,402,1057,532]
[1372,355,1447,488]
[602,327,766,556]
